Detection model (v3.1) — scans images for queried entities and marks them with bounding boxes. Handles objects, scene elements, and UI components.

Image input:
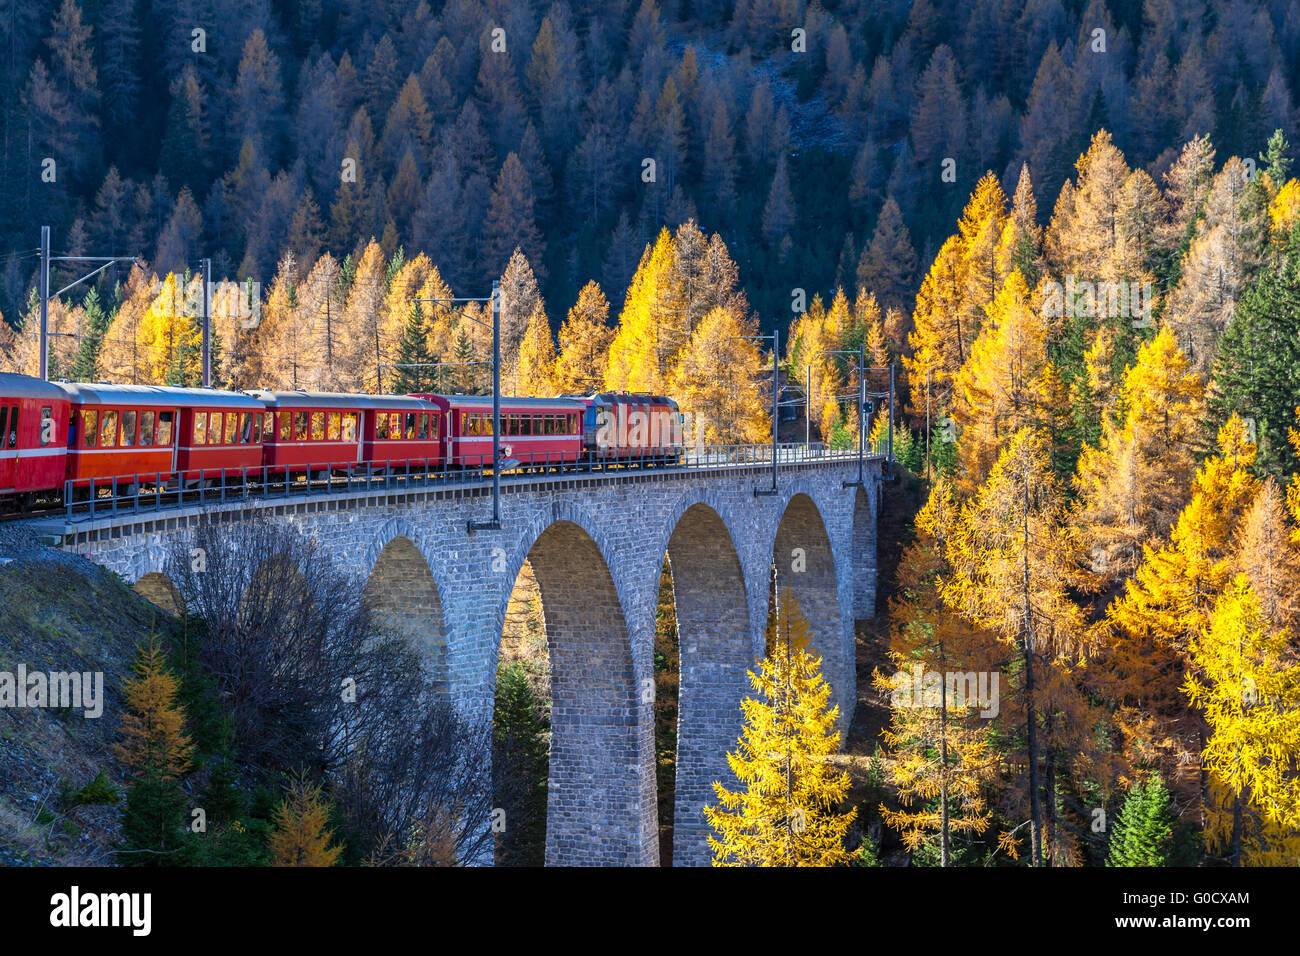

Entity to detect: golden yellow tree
[514,307,557,396]
[1104,416,1260,784]
[270,777,343,867]
[876,479,1003,864]
[605,228,682,393]
[99,266,159,384]
[905,235,966,414]
[1185,575,1300,865]
[704,588,856,866]
[114,636,194,779]
[553,280,614,394]
[338,239,388,392]
[943,428,1105,865]
[905,176,1009,418]
[244,256,297,388]
[666,306,769,444]
[950,271,1059,492]
[1074,326,1205,585]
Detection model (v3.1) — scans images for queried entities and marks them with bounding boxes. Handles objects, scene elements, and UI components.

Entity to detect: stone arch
[656,499,752,868]
[495,508,654,866]
[771,491,849,724]
[852,483,878,621]
[362,536,448,697]
[134,572,182,617]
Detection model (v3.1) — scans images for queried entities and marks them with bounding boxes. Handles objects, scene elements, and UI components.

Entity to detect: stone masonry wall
[57,457,882,865]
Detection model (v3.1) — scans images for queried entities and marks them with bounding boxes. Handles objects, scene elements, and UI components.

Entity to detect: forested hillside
[3,0,1300,357]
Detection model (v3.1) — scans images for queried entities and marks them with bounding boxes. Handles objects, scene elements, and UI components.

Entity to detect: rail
[60,441,882,521]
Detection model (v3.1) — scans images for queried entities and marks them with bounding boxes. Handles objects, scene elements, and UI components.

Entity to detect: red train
[0,371,683,509]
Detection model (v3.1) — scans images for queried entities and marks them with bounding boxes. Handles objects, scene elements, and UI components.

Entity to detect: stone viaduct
[36,453,885,866]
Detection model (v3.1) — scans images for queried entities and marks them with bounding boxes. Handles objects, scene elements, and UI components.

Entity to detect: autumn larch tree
[115,636,195,865]
[667,305,769,445]
[553,280,613,395]
[1105,416,1260,795]
[1074,326,1205,588]
[269,777,343,867]
[1185,575,1300,865]
[705,588,856,866]
[943,428,1094,866]
[876,478,1003,865]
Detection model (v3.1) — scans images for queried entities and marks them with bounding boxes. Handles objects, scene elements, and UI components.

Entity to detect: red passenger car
[419,395,584,469]
[60,384,263,490]
[0,372,70,502]
[251,391,443,476]
[360,395,443,471]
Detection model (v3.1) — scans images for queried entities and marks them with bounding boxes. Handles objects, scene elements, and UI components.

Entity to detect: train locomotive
[0,371,684,511]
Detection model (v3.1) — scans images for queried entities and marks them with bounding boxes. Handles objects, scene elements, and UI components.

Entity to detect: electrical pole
[38,227,50,381]
[414,282,502,531]
[38,226,138,381]
[201,257,211,387]
[488,278,501,529]
[805,363,811,447]
[857,340,866,487]
[769,327,779,493]
[888,362,895,475]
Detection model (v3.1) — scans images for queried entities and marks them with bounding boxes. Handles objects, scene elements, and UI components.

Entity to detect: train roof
[564,392,679,406]
[0,371,71,402]
[246,390,434,410]
[419,393,585,410]
[54,382,263,408]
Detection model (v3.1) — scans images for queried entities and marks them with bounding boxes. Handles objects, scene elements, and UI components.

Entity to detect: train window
[240,413,253,444]
[139,411,155,447]
[342,413,357,442]
[535,414,545,435]
[210,414,223,444]
[430,414,439,441]
[400,413,412,439]
[263,412,273,441]
[121,410,137,447]
[100,410,118,448]
[0,408,6,449]
[194,412,207,445]
[224,412,239,444]
[327,413,341,441]
[417,414,428,440]
[376,413,389,440]
[80,410,97,448]
[38,406,53,446]
[252,414,262,444]
[157,412,173,446]
[294,412,308,441]
[310,412,324,441]
[5,406,15,448]
[279,413,291,442]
